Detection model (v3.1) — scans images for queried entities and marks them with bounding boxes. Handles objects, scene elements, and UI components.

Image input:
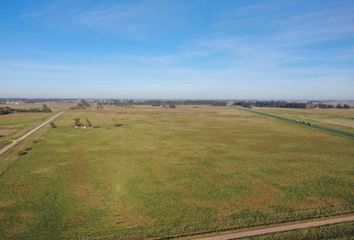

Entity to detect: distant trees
[79,100,91,108]
[41,104,52,112]
[0,107,13,115]
[235,101,307,109]
[71,100,92,110]
[169,104,176,108]
[233,101,352,109]
[211,102,227,106]
[0,105,52,114]
[94,99,229,107]
[97,102,104,110]
[315,103,335,109]
[336,103,350,109]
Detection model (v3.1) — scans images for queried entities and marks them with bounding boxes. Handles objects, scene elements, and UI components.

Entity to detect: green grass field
[0,105,353,239]
[0,103,69,143]
[249,222,354,240]
[0,112,51,148]
[258,107,354,134]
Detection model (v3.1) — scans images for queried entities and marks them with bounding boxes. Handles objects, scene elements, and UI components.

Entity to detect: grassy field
[0,105,353,239]
[258,107,354,134]
[0,102,70,142]
[0,112,51,144]
[249,222,354,240]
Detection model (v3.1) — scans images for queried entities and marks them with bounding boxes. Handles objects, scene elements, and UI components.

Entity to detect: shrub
[32,139,39,143]
[73,118,83,127]
[86,118,92,127]
[114,123,123,127]
[17,150,27,156]
[50,122,57,128]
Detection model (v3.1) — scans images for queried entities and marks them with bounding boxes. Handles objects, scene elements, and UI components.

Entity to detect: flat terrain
[194,214,354,240]
[0,112,51,147]
[248,221,354,240]
[0,103,69,145]
[259,107,354,134]
[0,111,64,157]
[0,105,353,239]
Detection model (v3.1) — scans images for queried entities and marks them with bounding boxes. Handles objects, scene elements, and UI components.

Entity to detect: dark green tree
[73,118,82,127]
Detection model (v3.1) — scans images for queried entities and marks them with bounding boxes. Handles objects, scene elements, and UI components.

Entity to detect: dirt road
[234,106,354,140]
[194,214,354,240]
[0,111,64,156]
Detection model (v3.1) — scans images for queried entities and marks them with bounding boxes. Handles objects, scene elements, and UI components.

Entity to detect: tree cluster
[0,104,52,115]
[233,101,307,109]
[73,118,92,127]
[0,107,13,115]
[336,103,350,109]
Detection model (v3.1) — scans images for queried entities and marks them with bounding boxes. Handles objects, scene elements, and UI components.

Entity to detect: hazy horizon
[1,0,354,99]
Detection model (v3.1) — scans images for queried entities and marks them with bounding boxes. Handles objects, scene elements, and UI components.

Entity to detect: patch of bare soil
[0,129,16,137]
[32,167,55,174]
[322,119,354,128]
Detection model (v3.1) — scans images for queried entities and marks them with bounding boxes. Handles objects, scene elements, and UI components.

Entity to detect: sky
[0,0,353,100]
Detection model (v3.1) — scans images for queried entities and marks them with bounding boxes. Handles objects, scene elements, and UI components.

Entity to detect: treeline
[334,103,350,109]
[233,101,351,109]
[0,107,12,115]
[0,98,77,103]
[234,101,307,108]
[97,99,228,106]
[0,104,52,115]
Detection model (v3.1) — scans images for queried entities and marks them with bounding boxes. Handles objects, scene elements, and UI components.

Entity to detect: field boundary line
[233,106,354,140]
[192,214,354,240]
[83,209,353,240]
[0,111,64,156]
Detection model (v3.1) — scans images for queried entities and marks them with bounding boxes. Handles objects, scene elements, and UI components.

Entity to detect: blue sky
[0,0,353,99]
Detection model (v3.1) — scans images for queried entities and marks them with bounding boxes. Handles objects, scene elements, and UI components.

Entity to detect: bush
[32,139,39,144]
[50,122,57,128]
[114,123,123,127]
[86,118,92,127]
[73,118,83,127]
[17,150,28,156]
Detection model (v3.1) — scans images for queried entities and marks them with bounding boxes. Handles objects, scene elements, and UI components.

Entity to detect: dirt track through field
[0,111,64,156]
[193,214,354,240]
[234,106,354,140]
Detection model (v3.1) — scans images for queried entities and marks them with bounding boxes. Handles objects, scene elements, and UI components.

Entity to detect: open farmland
[0,112,51,145]
[0,105,353,239]
[258,108,354,134]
